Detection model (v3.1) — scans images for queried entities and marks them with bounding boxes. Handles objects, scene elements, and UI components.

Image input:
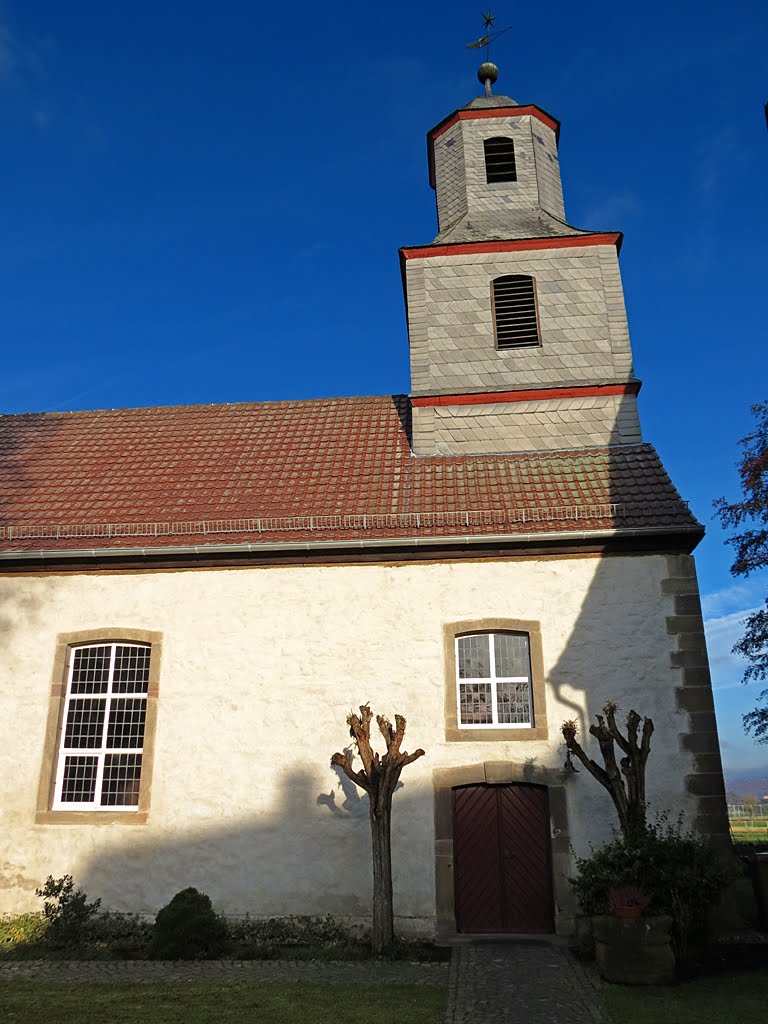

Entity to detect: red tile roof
[0,395,701,555]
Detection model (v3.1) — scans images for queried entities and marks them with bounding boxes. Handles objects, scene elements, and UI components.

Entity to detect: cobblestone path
[0,944,610,1023]
[445,943,610,1024]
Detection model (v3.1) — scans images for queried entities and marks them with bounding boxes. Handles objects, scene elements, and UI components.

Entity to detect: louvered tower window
[483,137,517,183]
[492,275,541,349]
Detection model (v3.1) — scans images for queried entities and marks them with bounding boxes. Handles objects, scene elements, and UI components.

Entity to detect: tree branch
[330,751,371,794]
[605,702,632,755]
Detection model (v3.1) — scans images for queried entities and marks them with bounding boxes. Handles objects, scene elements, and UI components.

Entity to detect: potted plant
[563,705,734,981]
[608,885,649,920]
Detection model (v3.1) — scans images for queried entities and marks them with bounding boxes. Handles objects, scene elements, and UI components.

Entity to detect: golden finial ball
[477,62,499,85]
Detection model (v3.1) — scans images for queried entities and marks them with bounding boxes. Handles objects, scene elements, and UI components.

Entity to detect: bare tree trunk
[370,798,393,956]
[331,706,424,958]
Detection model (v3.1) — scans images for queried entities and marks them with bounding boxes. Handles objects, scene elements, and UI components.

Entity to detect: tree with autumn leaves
[715,400,768,743]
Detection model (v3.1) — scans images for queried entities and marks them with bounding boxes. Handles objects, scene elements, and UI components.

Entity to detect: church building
[0,65,728,938]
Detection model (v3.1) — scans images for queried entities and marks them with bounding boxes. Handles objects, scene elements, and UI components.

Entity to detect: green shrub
[226,914,358,959]
[0,913,49,950]
[86,912,152,955]
[571,816,735,965]
[35,875,101,946]
[146,888,229,960]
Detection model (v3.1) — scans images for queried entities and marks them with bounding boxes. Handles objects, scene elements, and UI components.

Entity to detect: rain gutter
[0,524,704,564]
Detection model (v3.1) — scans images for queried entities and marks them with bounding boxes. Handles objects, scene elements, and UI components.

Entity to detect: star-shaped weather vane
[465,8,513,64]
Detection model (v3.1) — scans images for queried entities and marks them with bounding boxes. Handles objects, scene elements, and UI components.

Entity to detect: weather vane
[465,9,513,94]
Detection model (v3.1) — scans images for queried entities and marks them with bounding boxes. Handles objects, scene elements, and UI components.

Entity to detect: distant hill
[724,768,768,802]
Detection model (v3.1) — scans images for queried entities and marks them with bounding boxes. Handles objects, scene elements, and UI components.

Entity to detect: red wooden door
[452,783,554,934]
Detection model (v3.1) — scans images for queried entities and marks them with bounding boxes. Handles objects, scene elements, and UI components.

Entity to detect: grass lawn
[0,979,446,1024]
[602,968,768,1024]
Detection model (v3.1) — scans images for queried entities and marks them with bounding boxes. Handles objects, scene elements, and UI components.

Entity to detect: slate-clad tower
[401,72,642,456]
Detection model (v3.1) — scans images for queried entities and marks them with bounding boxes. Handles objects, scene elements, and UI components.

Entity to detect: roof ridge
[0,393,408,420]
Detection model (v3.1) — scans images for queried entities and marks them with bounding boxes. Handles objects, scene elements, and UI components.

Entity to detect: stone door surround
[433,761,575,940]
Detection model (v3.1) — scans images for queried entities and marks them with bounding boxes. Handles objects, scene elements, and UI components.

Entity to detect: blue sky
[1,2,766,776]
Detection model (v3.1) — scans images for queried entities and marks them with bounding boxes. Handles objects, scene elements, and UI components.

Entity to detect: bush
[226,914,358,960]
[35,875,101,946]
[86,912,152,955]
[146,888,229,960]
[571,816,735,966]
[0,913,49,950]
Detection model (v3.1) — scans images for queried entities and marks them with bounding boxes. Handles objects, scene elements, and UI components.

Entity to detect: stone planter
[752,852,768,930]
[573,914,595,957]
[592,915,675,985]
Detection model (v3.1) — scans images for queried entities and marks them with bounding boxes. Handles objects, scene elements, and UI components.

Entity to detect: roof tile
[0,395,700,553]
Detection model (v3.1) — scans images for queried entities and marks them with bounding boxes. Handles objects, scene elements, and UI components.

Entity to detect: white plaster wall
[407,244,633,395]
[0,555,696,929]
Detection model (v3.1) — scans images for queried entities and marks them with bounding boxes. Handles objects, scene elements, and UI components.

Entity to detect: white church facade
[0,70,728,938]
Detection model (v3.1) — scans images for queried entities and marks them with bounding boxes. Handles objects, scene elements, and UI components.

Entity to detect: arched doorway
[452,782,554,933]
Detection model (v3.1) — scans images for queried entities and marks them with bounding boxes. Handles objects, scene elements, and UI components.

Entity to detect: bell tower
[401,64,642,456]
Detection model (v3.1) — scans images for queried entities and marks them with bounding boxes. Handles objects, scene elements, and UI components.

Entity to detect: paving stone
[444,942,610,1024]
[0,943,610,1023]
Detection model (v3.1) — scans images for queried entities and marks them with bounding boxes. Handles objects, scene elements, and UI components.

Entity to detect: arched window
[52,641,152,810]
[492,275,541,349]
[456,632,533,728]
[37,629,161,822]
[483,136,517,183]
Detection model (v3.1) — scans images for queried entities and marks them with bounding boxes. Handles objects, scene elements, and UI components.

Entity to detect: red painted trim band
[411,383,640,408]
[401,233,622,261]
[431,105,559,141]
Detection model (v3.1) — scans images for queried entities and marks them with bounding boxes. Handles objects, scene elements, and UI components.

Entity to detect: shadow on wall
[541,409,729,854]
[6,409,730,925]
[69,766,428,924]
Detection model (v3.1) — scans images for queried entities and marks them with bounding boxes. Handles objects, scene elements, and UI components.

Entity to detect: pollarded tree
[562,701,654,837]
[714,400,768,743]
[331,705,424,957]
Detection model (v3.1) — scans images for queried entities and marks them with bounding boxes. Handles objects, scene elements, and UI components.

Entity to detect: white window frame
[455,632,533,730]
[52,642,149,812]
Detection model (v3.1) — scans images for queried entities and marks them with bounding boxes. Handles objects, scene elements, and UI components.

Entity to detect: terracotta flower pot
[613,904,643,920]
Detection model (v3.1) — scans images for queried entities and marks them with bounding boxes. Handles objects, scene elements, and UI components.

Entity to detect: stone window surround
[444,618,548,742]
[35,628,162,825]
[432,762,575,940]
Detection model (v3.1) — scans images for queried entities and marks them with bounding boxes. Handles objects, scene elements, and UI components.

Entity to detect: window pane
[494,633,530,678]
[459,682,494,724]
[101,754,142,806]
[107,699,146,748]
[70,646,111,694]
[64,699,106,748]
[60,756,98,802]
[113,645,151,693]
[497,681,531,724]
[457,635,491,678]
